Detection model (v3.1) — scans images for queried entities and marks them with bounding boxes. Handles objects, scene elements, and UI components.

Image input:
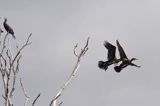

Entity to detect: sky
[0,0,160,106]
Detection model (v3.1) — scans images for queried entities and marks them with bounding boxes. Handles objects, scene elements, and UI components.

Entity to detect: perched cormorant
[3,18,16,39]
[98,41,121,71]
[114,40,140,73]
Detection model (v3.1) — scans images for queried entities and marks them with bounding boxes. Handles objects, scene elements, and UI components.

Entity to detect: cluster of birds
[0,18,16,39]
[98,40,140,73]
[1,18,140,73]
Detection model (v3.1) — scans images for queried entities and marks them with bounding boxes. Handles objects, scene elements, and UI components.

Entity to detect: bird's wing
[104,41,116,61]
[116,40,128,59]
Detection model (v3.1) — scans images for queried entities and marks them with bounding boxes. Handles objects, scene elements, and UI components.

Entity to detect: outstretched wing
[104,41,116,61]
[116,40,127,59]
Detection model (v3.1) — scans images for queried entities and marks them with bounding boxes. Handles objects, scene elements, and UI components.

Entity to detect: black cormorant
[114,40,140,73]
[98,41,121,71]
[3,18,16,39]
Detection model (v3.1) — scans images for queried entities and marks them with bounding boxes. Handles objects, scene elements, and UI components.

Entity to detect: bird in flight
[3,18,16,39]
[114,40,140,73]
[98,41,121,71]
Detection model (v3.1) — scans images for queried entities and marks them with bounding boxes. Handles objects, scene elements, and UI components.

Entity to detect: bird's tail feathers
[98,61,110,71]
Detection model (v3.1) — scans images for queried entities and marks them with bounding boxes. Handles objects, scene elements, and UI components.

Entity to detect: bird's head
[4,18,7,22]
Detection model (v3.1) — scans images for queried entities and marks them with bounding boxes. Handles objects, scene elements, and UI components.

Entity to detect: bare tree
[0,31,32,106]
[0,19,90,106]
[50,37,90,106]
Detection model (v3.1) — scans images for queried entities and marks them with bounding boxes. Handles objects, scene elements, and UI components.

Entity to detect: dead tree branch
[32,93,41,106]
[20,78,30,106]
[50,37,90,106]
[0,33,32,106]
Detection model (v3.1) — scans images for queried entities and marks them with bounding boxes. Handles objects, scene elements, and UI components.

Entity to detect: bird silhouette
[98,41,121,71]
[114,40,140,73]
[3,18,16,39]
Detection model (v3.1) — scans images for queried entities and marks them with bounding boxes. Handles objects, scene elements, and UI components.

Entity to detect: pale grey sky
[0,0,160,106]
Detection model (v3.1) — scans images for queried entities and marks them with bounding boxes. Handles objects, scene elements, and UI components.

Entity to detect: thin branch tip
[74,43,79,57]
[50,37,90,106]
[32,93,41,106]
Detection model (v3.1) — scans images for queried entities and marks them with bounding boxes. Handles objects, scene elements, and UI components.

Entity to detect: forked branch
[50,37,90,106]
[20,78,30,106]
[0,33,32,106]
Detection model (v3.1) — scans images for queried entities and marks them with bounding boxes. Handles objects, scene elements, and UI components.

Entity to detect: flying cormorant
[114,40,140,73]
[98,41,121,71]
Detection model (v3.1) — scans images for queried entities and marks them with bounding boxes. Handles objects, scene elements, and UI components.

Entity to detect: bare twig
[58,102,63,106]
[1,33,8,54]
[0,32,32,106]
[20,78,30,106]
[73,43,78,57]
[32,93,41,106]
[10,71,16,97]
[11,33,32,67]
[50,37,90,106]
